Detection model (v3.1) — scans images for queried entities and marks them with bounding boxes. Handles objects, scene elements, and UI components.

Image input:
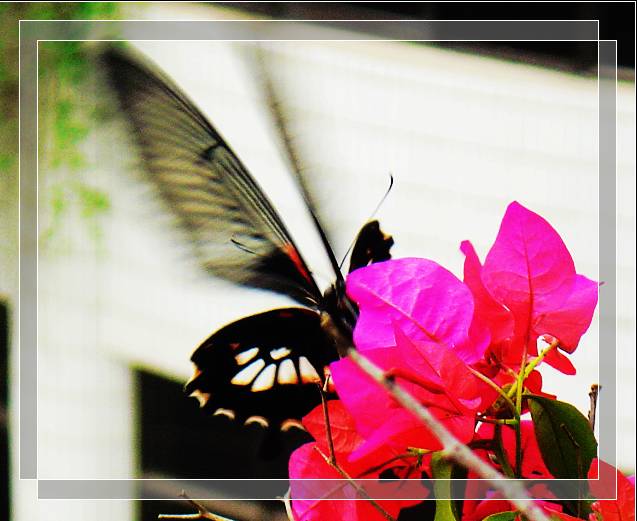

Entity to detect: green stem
[478,416,519,426]
[506,339,560,400]
[514,346,526,478]
[505,339,559,477]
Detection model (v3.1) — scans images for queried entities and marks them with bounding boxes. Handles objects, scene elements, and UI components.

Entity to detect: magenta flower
[288,401,426,521]
[347,257,485,363]
[463,201,598,373]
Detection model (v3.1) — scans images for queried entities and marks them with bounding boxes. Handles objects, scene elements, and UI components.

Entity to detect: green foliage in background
[0,3,122,252]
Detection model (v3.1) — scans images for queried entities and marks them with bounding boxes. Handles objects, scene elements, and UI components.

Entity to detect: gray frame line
[18,18,616,500]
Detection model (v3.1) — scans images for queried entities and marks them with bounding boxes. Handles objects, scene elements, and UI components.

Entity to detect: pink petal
[332,342,479,460]
[350,409,475,462]
[542,346,577,375]
[461,240,515,347]
[302,401,363,456]
[482,202,584,355]
[588,459,636,521]
[395,326,486,411]
[289,443,360,521]
[330,349,400,438]
[289,442,427,520]
[533,274,598,353]
[346,258,476,360]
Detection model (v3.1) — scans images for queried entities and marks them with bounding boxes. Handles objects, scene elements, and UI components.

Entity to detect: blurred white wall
[5,3,635,520]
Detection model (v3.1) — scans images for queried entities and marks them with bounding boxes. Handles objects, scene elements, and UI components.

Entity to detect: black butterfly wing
[185,308,337,428]
[102,47,322,305]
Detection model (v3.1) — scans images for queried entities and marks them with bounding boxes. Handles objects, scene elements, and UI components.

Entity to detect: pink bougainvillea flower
[466,201,598,372]
[588,459,635,521]
[289,401,427,521]
[346,257,485,363]
[330,326,487,460]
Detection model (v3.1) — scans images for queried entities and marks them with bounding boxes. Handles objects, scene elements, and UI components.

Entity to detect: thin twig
[158,492,236,521]
[320,377,337,465]
[280,488,295,521]
[588,384,600,431]
[347,348,551,521]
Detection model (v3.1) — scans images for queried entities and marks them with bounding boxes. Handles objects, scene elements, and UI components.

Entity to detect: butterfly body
[185,219,392,428]
[102,46,394,431]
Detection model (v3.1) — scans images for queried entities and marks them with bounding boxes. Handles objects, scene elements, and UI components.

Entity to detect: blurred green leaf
[0,2,122,250]
[0,153,14,172]
[76,184,111,218]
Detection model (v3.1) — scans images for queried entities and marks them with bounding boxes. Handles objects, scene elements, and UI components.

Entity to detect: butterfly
[102,46,394,431]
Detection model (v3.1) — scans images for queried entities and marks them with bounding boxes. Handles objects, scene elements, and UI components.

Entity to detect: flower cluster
[288,202,633,521]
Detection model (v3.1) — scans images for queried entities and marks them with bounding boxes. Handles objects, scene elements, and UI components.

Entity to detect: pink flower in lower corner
[589,459,635,521]
[288,400,427,521]
[462,201,598,373]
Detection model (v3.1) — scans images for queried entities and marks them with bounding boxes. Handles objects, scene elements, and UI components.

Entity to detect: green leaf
[527,395,597,479]
[75,184,111,218]
[482,511,519,521]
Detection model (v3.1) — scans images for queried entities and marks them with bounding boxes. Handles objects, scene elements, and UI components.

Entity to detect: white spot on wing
[231,359,265,386]
[270,347,292,360]
[281,419,306,432]
[235,347,259,365]
[299,356,321,384]
[251,363,276,392]
[244,416,269,428]
[277,359,298,385]
[189,390,211,408]
[213,408,236,420]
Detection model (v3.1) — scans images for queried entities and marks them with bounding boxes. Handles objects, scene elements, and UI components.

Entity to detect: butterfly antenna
[338,173,394,271]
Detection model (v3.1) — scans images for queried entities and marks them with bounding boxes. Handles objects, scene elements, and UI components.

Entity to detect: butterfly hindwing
[185,308,338,428]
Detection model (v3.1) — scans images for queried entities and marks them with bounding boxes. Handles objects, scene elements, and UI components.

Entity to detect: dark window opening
[1,302,10,521]
[136,370,308,520]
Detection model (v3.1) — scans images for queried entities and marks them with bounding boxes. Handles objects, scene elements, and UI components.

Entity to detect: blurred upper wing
[248,47,344,279]
[102,46,321,305]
